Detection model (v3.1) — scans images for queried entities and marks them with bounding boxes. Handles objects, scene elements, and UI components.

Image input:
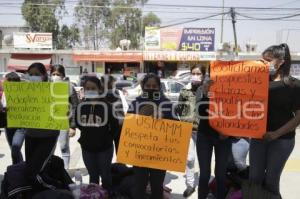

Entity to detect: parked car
[173,70,191,79]
[123,79,185,102]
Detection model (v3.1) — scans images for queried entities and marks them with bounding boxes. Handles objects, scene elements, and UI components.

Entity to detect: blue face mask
[29,76,42,82]
[84,90,99,99]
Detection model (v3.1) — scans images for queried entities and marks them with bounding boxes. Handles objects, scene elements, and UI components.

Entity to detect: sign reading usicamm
[117,114,193,172]
[4,82,69,130]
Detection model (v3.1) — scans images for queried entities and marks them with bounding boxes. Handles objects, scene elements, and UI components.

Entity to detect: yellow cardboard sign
[117,114,193,172]
[4,82,69,130]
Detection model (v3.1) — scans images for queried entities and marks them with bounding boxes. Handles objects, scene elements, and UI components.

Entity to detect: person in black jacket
[50,64,79,169]
[128,73,174,199]
[196,75,231,199]
[75,76,120,192]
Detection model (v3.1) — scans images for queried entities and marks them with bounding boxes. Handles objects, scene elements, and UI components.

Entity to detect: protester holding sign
[196,72,231,199]
[127,73,174,199]
[50,64,79,169]
[250,44,300,196]
[24,62,60,189]
[176,65,206,197]
[75,76,120,193]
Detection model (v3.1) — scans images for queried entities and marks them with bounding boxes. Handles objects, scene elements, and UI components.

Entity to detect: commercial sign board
[145,27,215,52]
[13,32,52,49]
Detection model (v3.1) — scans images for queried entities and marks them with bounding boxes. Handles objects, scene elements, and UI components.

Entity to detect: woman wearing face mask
[50,64,79,169]
[25,62,60,189]
[250,44,300,197]
[128,73,174,199]
[176,65,206,197]
[75,76,120,193]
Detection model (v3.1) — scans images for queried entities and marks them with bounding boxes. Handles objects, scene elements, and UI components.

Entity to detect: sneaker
[183,187,195,197]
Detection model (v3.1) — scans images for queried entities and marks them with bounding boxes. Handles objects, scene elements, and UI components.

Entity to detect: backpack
[0,156,73,199]
[79,184,108,199]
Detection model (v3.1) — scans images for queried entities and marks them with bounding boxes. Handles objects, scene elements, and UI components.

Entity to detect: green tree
[108,1,161,49]
[74,0,161,50]
[143,12,161,28]
[75,0,111,50]
[21,0,65,48]
[57,25,80,49]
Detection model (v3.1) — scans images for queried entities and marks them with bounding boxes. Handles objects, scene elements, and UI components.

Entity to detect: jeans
[5,128,25,164]
[82,147,114,190]
[196,133,231,199]
[58,130,70,169]
[133,167,166,199]
[232,138,249,171]
[249,138,295,195]
[185,131,197,188]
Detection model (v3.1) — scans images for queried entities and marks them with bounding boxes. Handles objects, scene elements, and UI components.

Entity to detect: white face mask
[191,75,202,84]
[51,76,63,82]
[84,90,99,99]
[29,76,42,82]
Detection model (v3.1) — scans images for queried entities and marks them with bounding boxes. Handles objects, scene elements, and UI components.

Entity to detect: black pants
[25,135,58,189]
[133,167,166,199]
[196,133,231,199]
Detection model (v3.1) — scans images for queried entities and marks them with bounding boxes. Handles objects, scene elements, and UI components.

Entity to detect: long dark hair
[263,43,292,84]
[50,64,66,77]
[27,62,48,82]
[141,73,161,91]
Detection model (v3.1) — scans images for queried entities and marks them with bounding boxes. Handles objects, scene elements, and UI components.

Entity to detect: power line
[160,12,229,28]
[236,11,300,20]
[271,0,300,8]
[1,2,300,11]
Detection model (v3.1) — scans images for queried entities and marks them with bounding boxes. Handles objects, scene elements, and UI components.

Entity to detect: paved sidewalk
[0,129,299,198]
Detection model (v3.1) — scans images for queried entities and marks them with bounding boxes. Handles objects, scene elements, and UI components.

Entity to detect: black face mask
[141,89,161,100]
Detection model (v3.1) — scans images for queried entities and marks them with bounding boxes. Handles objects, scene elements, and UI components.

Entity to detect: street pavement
[0,129,300,199]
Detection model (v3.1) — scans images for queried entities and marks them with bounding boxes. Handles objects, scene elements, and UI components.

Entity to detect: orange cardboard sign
[117,114,193,172]
[209,61,269,138]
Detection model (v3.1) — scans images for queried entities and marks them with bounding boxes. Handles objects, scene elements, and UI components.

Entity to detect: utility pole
[220,0,225,43]
[230,7,238,57]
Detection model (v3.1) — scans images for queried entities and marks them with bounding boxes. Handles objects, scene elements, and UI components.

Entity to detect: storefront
[7,53,52,72]
[72,51,143,76]
[143,51,216,78]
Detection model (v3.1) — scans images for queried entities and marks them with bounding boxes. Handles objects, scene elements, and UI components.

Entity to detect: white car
[122,79,185,102]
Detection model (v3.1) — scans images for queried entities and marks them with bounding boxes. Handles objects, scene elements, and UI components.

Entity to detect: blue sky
[1,0,300,52]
